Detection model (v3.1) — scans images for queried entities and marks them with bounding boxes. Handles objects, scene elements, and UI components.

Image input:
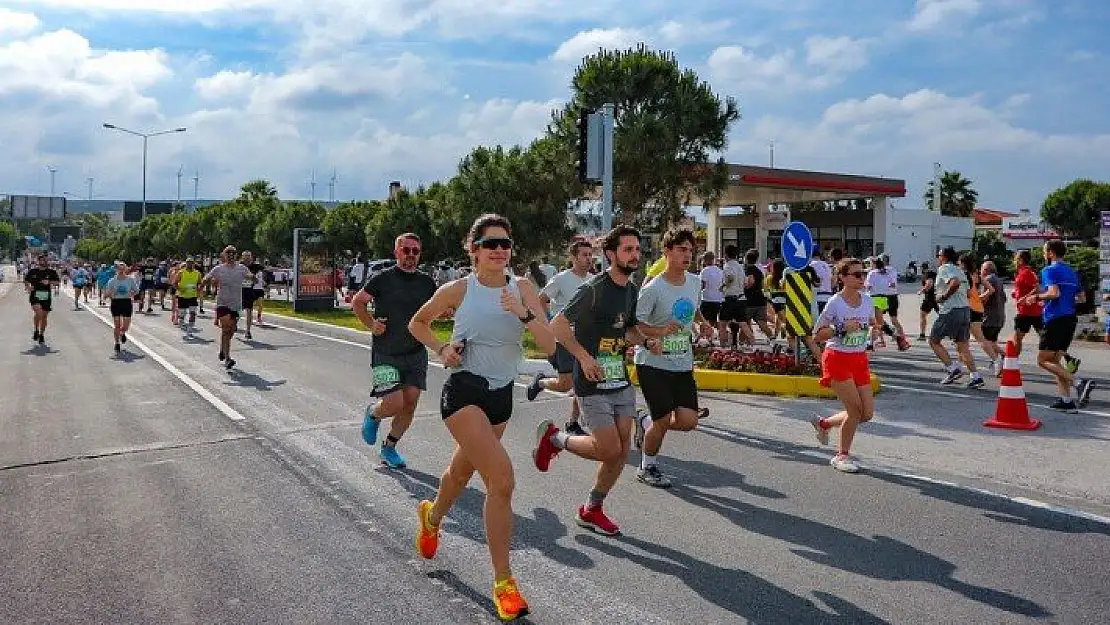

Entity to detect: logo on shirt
[612,312,625,329]
[672,298,695,325]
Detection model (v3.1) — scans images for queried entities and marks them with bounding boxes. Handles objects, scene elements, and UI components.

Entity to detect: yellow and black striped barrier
[784,272,814,337]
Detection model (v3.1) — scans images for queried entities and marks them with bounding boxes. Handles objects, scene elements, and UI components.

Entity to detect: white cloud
[0,8,40,38]
[707,45,798,91]
[708,39,868,92]
[906,0,982,32]
[804,36,868,73]
[552,28,649,63]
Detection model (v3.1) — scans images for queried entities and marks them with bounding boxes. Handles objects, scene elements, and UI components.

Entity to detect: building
[1000,209,1060,250]
[973,208,1017,235]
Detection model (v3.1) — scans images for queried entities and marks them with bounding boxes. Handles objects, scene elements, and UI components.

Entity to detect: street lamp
[102,123,187,220]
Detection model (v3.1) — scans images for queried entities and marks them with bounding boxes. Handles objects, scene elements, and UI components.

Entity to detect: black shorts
[155,283,170,291]
[970,310,984,323]
[719,297,749,323]
[1014,315,1043,334]
[371,349,429,397]
[29,296,52,312]
[110,298,134,318]
[547,343,575,375]
[177,297,198,309]
[921,297,939,313]
[253,289,265,304]
[700,301,722,324]
[440,371,514,425]
[73,283,89,290]
[635,365,699,421]
[982,325,1003,342]
[216,306,240,320]
[139,280,155,291]
[771,301,786,313]
[1039,315,1077,353]
[242,289,257,309]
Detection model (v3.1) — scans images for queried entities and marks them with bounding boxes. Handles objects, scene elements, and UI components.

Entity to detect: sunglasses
[844,271,865,279]
[476,237,513,250]
[400,246,421,255]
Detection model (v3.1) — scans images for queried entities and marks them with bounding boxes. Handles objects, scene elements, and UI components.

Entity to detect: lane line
[881,381,1110,418]
[72,292,246,422]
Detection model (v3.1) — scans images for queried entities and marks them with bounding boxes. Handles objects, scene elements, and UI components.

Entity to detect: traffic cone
[984,340,1041,431]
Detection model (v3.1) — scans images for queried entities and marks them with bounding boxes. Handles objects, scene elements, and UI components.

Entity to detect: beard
[613,259,638,276]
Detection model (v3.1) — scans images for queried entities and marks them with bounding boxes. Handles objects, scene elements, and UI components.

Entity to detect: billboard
[292,228,334,312]
[10,195,66,220]
[123,201,175,222]
[49,225,81,243]
[1002,216,1059,240]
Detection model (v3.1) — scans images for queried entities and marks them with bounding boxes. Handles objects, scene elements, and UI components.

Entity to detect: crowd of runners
[15,213,1102,622]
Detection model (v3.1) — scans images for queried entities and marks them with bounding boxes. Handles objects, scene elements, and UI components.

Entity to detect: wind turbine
[192,169,200,207]
[328,168,338,205]
[176,165,184,207]
[308,169,317,202]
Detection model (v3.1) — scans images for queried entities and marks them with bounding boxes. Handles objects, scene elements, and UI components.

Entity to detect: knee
[442,463,475,490]
[483,468,515,501]
[859,411,874,423]
[671,414,698,432]
[379,393,404,415]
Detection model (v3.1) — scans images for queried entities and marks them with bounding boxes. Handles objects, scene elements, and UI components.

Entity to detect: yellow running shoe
[415,500,440,559]
[492,576,530,622]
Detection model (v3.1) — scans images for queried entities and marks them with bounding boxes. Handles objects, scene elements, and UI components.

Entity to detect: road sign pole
[601,103,615,233]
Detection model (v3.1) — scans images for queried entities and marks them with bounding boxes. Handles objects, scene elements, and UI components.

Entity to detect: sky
[1,0,1108,211]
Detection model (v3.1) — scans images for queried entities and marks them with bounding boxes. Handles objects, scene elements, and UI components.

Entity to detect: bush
[1030,245,1099,314]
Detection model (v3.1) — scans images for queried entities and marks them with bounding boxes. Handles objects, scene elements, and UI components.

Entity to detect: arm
[980,277,996,299]
[408,282,465,364]
[514,279,556,356]
[351,289,385,334]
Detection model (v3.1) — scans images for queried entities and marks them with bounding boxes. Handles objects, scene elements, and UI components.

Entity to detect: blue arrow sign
[781,221,814,271]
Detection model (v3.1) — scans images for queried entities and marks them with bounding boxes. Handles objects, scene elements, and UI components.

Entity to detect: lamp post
[102,123,186,220]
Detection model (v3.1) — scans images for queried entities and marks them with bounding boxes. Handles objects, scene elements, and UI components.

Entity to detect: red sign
[298,273,332,297]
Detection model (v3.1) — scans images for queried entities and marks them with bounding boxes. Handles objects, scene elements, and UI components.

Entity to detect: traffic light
[577,109,592,183]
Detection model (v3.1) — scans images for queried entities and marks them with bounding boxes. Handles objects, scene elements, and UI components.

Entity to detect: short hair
[601,225,641,253]
[836,257,863,276]
[465,214,512,250]
[1016,249,1032,265]
[744,249,759,265]
[568,240,592,257]
[723,244,739,260]
[830,248,844,262]
[1045,240,1067,258]
[661,227,696,250]
[940,246,958,263]
[395,232,421,247]
[982,260,997,274]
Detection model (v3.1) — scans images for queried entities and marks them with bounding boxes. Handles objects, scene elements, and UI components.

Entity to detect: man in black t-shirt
[24,254,61,344]
[743,249,775,340]
[534,225,658,537]
[351,232,437,469]
[139,257,157,313]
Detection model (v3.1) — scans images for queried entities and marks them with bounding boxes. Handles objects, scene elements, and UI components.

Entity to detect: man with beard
[24,254,61,344]
[533,225,657,536]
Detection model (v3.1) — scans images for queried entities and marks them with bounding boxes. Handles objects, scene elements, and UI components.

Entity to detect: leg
[642,407,698,456]
[955,340,978,373]
[928,337,953,367]
[590,416,633,496]
[219,313,236,356]
[1037,350,1074,397]
[827,379,872,454]
[386,385,422,442]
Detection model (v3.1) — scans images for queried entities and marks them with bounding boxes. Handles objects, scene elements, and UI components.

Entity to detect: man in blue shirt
[1021,240,1093,412]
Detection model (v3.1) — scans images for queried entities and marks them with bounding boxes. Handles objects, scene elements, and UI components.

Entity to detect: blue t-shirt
[1040,261,1080,322]
[72,268,89,285]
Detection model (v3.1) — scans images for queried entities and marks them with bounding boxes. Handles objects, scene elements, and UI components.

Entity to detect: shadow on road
[378,466,596,572]
[113,350,146,363]
[20,344,59,356]
[624,454,787,500]
[426,570,537,624]
[181,333,214,345]
[224,370,287,391]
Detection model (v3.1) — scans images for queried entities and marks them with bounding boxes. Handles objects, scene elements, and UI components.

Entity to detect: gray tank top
[451,273,525,389]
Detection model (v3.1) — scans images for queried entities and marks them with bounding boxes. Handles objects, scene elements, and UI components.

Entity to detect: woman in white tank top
[407,213,554,620]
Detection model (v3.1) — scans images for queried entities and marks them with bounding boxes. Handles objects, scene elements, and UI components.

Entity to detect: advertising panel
[10,195,66,220]
[293,228,334,312]
[123,201,175,222]
[1001,216,1058,240]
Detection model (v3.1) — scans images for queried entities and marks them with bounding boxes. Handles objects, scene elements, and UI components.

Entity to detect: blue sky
[1,0,1108,212]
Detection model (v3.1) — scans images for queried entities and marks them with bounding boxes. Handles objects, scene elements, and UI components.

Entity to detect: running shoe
[1050,399,1078,414]
[532,420,562,472]
[361,405,380,445]
[697,407,710,419]
[245,331,253,340]
[830,454,860,473]
[225,358,236,370]
[637,465,672,488]
[120,333,127,344]
[380,445,407,469]
[415,500,440,559]
[940,369,963,385]
[492,577,530,622]
[1078,379,1095,408]
[114,343,121,354]
[1065,355,1081,375]
[576,505,621,536]
[565,420,586,436]
[526,373,546,401]
[811,417,829,446]
[895,335,911,351]
[967,376,985,390]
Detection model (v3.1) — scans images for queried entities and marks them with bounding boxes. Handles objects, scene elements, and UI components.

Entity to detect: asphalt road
[3,277,1110,624]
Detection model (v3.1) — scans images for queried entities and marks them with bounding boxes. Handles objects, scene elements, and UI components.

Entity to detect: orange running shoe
[492,576,530,622]
[415,500,440,559]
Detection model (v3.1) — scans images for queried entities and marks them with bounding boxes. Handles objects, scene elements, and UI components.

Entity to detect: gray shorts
[930,307,971,343]
[577,385,637,433]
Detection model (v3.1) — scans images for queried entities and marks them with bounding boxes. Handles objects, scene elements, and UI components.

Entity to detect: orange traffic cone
[984,340,1041,431]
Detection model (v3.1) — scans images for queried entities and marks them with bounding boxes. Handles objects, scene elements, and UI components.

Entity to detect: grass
[261,298,547,359]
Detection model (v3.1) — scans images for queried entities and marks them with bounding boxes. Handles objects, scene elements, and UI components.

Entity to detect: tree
[365,189,437,259]
[0,221,15,256]
[971,229,1013,277]
[255,201,326,260]
[1040,179,1110,240]
[322,201,380,258]
[74,212,113,240]
[924,170,978,217]
[549,44,740,230]
[238,179,279,204]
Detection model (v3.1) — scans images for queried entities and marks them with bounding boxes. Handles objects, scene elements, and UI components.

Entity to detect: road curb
[628,365,882,398]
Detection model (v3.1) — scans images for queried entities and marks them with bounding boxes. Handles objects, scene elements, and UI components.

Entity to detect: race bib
[34,290,50,300]
[372,364,402,393]
[661,331,691,356]
[116,287,129,297]
[597,352,628,389]
[842,329,869,347]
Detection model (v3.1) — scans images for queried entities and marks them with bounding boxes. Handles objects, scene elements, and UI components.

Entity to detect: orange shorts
[819,349,871,387]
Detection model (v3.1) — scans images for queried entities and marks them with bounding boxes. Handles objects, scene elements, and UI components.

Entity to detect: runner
[407,214,553,622]
[534,225,654,537]
[138,257,157,313]
[251,260,267,323]
[351,233,437,469]
[918,262,939,341]
[698,251,724,345]
[71,263,91,309]
[96,263,113,306]
[153,260,171,310]
[631,227,712,487]
[202,246,252,370]
[525,239,594,436]
[960,255,1000,373]
[810,257,882,473]
[174,257,203,332]
[719,245,751,348]
[167,261,180,324]
[104,262,139,354]
[979,260,1006,376]
[928,246,984,389]
[24,254,60,345]
[1008,249,1080,373]
[811,248,834,314]
[1020,240,1094,412]
[864,256,910,351]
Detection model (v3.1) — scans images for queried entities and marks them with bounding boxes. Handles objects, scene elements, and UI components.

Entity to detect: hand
[698,322,714,340]
[647,337,664,355]
[844,319,862,333]
[663,320,683,335]
[370,317,387,335]
[579,355,605,382]
[440,342,464,367]
[500,287,528,318]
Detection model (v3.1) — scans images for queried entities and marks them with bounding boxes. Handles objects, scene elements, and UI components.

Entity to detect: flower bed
[698,347,821,377]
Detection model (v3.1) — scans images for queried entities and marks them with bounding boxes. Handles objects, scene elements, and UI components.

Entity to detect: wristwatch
[518,310,536,324]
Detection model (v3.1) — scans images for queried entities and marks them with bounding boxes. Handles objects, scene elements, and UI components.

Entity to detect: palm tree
[238,179,278,204]
[924,170,978,217]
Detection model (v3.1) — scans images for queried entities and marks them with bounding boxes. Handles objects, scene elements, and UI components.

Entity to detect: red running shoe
[576,504,621,536]
[532,420,562,472]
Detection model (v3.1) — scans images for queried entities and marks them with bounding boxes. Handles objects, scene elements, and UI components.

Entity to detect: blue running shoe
[361,405,380,446]
[380,445,407,468]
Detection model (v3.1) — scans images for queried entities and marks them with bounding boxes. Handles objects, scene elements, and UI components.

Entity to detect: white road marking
[881,381,1110,418]
[71,291,246,422]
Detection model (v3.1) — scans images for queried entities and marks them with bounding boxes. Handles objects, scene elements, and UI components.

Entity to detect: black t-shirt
[561,272,639,397]
[25,268,60,300]
[362,266,437,356]
[923,270,938,298]
[744,265,766,306]
[141,264,157,282]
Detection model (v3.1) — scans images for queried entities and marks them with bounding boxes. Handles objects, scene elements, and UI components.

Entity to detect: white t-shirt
[935,262,968,313]
[699,265,725,303]
[865,268,898,296]
[539,263,557,282]
[540,268,590,317]
[815,292,875,353]
[811,260,833,295]
[722,259,745,298]
[349,262,366,284]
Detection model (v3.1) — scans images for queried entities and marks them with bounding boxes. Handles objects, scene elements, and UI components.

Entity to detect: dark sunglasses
[400,246,421,255]
[844,271,865,279]
[476,237,513,250]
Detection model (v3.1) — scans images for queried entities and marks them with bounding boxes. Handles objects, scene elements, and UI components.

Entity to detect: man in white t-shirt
[539,257,557,283]
[810,249,833,314]
[698,251,724,345]
[718,245,752,348]
[348,256,367,294]
[526,240,594,435]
